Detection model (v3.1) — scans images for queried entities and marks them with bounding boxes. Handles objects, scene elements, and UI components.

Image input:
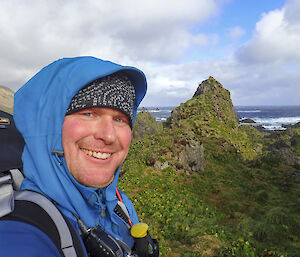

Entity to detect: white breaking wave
[148,110,162,113]
[249,116,300,130]
[253,116,300,124]
[156,117,167,121]
[263,125,286,130]
[237,110,261,113]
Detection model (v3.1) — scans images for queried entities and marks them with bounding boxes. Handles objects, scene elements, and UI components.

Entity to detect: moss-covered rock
[169,77,262,160]
[171,76,238,124]
[178,139,205,173]
[133,110,163,138]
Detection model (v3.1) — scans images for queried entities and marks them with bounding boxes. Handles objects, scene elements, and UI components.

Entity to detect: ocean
[139,106,300,130]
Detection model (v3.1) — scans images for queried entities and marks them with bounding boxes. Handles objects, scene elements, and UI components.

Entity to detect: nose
[93,117,117,144]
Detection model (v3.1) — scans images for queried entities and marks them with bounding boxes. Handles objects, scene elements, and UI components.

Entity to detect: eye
[82,112,92,117]
[114,116,129,125]
[114,117,123,123]
[77,110,93,117]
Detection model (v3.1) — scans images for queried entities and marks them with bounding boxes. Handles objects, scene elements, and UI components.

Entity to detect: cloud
[0,0,221,92]
[236,0,300,64]
[217,0,299,105]
[227,26,245,40]
[0,0,298,107]
[151,0,300,107]
[143,0,300,106]
[87,0,220,63]
[139,0,300,106]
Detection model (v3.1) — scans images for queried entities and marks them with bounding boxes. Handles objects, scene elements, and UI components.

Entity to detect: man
[0,56,149,256]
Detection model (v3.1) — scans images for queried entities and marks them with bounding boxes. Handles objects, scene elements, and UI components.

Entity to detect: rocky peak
[193,76,223,98]
[170,76,238,128]
[165,76,264,158]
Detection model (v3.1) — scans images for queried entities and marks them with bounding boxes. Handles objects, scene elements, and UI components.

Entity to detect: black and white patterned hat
[66,72,135,127]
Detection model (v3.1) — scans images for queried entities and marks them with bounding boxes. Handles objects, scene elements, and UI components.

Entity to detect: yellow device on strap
[131,222,149,238]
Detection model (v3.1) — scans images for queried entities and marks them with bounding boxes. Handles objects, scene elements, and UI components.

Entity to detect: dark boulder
[240,118,256,124]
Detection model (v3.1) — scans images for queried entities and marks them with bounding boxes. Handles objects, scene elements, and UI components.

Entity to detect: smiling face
[62,107,132,188]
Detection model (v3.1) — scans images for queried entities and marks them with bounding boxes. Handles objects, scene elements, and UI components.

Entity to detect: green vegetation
[120,130,300,256]
[119,77,300,256]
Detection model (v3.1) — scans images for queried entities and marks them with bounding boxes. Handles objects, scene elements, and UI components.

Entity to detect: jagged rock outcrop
[133,111,162,138]
[193,76,227,98]
[166,76,262,160]
[178,140,205,173]
[170,76,239,127]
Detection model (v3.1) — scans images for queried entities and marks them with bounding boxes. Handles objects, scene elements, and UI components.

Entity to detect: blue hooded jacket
[0,57,147,256]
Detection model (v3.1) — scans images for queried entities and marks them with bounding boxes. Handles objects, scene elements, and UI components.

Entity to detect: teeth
[82,149,111,159]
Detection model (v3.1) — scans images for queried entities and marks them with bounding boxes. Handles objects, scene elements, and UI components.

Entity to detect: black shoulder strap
[0,111,25,172]
[1,192,85,257]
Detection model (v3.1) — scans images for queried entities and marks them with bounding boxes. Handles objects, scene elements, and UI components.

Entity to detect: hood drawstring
[51,150,64,166]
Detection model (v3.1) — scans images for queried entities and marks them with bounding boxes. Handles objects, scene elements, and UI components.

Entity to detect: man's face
[62,107,132,188]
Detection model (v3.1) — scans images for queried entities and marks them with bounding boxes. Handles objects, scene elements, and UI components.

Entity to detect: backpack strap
[0,169,24,217]
[9,169,24,190]
[0,171,14,217]
[1,188,85,257]
[17,191,79,257]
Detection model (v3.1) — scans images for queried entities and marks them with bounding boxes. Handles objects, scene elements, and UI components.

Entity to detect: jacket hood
[14,56,147,228]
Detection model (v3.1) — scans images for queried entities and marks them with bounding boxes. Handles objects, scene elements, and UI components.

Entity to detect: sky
[0,0,299,107]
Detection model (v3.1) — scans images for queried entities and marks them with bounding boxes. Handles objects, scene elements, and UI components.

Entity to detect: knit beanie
[66,72,135,128]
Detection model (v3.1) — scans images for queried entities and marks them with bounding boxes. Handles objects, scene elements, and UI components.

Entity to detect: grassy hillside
[119,78,300,257]
[0,85,14,114]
